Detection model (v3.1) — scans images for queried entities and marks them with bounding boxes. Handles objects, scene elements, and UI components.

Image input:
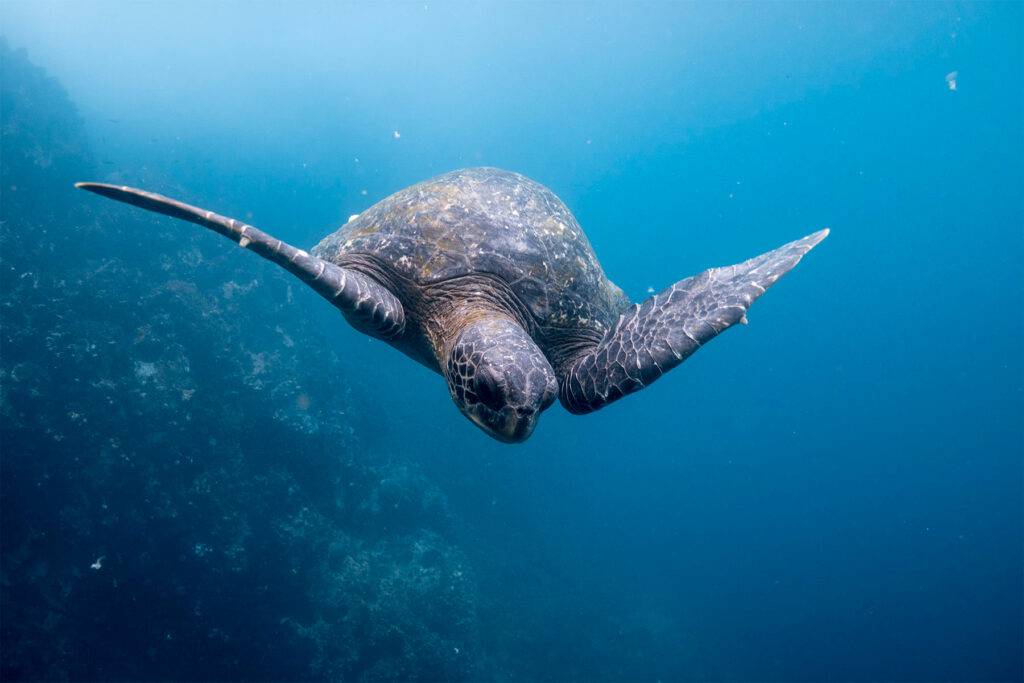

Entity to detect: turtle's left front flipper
[560,229,828,414]
[76,182,405,340]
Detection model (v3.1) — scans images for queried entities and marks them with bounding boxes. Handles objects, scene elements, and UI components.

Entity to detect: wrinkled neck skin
[432,294,558,443]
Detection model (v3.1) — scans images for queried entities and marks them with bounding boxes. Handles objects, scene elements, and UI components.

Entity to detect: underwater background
[1,2,1021,681]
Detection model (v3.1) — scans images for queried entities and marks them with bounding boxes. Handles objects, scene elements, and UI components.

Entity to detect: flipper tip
[76,182,123,191]
[785,228,829,257]
[74,182,134,202]
[75,181,106,193]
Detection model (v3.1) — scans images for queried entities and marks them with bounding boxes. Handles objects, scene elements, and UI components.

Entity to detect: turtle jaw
[467,405,540,444]
[458,367,557,443]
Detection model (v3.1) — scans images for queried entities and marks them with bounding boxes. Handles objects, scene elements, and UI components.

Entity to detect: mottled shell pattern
[312,167,628,334]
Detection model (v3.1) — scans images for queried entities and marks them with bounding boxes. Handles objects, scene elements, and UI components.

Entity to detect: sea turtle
[77,168,827,443]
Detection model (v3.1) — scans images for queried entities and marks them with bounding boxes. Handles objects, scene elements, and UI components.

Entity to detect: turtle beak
[471,375,556,443]
[468,406,539,444]
[499,407,539,443]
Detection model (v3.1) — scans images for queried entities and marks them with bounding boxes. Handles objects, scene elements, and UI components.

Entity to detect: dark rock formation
[0,40,495,682]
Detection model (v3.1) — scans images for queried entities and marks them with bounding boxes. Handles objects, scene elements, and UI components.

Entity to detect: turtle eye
[474,370,504,411]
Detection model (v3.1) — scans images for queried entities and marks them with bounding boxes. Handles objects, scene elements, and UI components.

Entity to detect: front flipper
[76,182,405,340]
[560,229,828,414]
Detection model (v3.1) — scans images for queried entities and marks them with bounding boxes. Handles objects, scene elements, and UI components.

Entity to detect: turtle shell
[312,167,628,332]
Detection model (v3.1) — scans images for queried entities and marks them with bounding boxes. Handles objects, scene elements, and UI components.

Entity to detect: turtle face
[445,318,558,443]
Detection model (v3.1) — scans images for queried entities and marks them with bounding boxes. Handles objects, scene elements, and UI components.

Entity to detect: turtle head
[445,317,558,443]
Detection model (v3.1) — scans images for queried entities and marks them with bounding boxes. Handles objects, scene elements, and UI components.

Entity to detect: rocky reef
[0,40,496,682]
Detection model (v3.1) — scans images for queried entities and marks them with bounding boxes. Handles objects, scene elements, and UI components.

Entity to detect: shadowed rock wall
[0,40,496,682]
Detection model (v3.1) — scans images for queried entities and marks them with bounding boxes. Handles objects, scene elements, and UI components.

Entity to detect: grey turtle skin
[77,168,827,443]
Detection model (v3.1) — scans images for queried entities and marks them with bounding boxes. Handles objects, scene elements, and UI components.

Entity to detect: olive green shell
[312,167,628,332]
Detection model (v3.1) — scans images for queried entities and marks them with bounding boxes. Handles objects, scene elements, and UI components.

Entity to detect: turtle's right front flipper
[76,182,405,340]
[560,229,828,414]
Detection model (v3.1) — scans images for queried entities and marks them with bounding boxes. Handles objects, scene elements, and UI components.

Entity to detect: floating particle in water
[946,71,958,90]
[91,556,105,570]
[393,130,401,139]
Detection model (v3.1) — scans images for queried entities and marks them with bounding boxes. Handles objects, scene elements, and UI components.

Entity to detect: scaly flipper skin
[75,183,405,340]
[560,229,829,414]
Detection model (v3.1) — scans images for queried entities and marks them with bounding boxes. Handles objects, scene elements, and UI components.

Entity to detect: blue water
[2,2,1021,681]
